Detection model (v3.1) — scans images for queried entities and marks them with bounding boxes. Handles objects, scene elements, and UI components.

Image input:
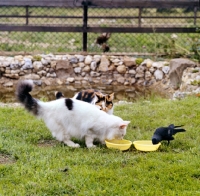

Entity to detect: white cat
[16,80,130,148]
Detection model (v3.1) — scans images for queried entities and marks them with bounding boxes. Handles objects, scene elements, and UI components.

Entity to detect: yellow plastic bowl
[133,140,161,152]
[105,139,132,151]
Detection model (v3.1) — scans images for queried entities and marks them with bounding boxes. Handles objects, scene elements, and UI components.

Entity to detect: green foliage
[190,80,200,86]
[0,96,200,195]
[135,58,144,65]
[33,55,42,61]
[191,69,199,73]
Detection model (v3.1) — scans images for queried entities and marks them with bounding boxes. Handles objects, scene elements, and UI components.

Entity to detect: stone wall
[0,54,172,88]
[0,54,200,98]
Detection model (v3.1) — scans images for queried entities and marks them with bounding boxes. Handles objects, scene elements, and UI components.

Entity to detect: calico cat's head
[95,92,114,114]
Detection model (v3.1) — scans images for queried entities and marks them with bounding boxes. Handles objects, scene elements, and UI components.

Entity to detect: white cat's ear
[119,121,130,129]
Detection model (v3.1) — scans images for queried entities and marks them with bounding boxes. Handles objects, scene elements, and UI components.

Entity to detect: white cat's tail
[16,80,39,116]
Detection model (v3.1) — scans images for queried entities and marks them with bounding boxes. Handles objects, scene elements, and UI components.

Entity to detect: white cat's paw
[65,141,80,148]
[73,143,80,148]
[87,144,96,148]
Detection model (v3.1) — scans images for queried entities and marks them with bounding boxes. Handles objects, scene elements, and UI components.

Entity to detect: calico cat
[55,91,64,99]
[55,90,114,114]
[16,80,130,148]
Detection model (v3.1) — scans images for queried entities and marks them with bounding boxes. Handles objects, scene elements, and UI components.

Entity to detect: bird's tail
[173,128,186,134]
[174,125,184,128]
[16,80,39,116]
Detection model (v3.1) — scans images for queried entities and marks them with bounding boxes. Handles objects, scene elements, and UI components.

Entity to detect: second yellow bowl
[133,140,161,152]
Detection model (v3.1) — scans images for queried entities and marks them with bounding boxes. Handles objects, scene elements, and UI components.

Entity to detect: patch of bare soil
[0,153,15,164]
[37,139,59,147]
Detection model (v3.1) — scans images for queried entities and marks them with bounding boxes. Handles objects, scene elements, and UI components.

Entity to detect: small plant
[33,55,42,61]
[190,80,200,86]
[192,69,199,73]
[135,57,144,65]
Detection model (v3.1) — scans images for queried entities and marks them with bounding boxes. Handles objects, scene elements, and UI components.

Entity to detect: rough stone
[22,74,40,80]
[14,55,24,61]
[33,80,42,86]
[85,55,93,65]
[90,71,101,77]
[93,55,101,63]
[22,58,33,70]
[152,61,169,69]
[67,77,75,83]
[90,61,98,71]
[116,65,126,74]
[108,64,115,71]
[130,78,136,84]
[75,55,85,62]
[129,69,136,75]
[117,77,125,84]
[33,61,43,71]
[145,71,152,80]
[56,60,73,78]
[169,58,196,89]
[3,73,19,79]
[99,55,110,72]
[74,67,82,73]
[123,56,136,67]
[50,61,57,68]
[3,81,13,87]
[154,69,164,80]
[69,57,78,64]
[47,72,56,78]
[37,70,47,77]
[2,61,10,67]
[142,59,154,68]
[82,65,90,72]
[41,58,49,66]
[78,62,85,68]
[162,66,170,74]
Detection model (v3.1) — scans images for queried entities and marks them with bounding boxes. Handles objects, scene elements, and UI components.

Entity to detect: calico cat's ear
[107,92,114,101]
[110,92,115,99]
[119,121,130,129]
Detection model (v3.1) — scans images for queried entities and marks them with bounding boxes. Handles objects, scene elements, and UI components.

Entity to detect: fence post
[25,6,29,25]
[138,8,142,27]
[194,7,197,25]
[82,1,88,52]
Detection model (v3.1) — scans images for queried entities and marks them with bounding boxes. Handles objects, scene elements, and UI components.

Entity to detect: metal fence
[0,0,199,59]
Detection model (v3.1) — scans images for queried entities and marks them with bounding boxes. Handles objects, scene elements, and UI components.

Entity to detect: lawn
[0,95,200,195]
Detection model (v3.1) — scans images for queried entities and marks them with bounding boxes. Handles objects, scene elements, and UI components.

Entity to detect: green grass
[1,95,200,195]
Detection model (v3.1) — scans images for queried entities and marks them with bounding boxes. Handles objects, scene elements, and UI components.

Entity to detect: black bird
[102,43,110,53]
[96,33,111,45]
[152,124,186,145]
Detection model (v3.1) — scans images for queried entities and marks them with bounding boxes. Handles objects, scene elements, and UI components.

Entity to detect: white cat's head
[107,120,130,140]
